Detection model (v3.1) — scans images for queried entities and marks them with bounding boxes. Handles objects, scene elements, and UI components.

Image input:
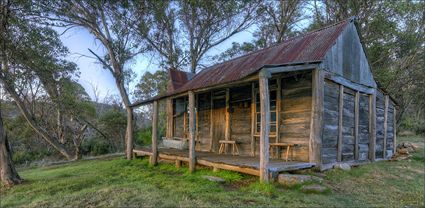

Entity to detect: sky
[57,27,255,103]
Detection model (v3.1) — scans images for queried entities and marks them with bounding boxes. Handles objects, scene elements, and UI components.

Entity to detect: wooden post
[276,77,282,157]
[251,82,256,156]
[259,69,271,182]
[369,92,376,161]
[150,100,159,165]
[195,94,199,151]
[309,69,324,165]
[166,98,173,138]
[337,85,344,162]
[354,91,360,160]
[383,95,389,158]
[393,107,397,154]
[225,88,231,153]
[183,98,187,138]
[188,91,196,173]
[175,160,182,169]
[209,92,214,152]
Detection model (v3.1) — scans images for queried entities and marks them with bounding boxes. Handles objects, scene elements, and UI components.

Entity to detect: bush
[135,128,152,146]
[400,117,425,135]
[414,121,425,135]
[82,136,112,156]
[12,149,52,165]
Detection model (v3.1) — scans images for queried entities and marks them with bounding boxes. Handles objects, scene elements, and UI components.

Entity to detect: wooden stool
[269,143,295,162]
[218,140,240,155]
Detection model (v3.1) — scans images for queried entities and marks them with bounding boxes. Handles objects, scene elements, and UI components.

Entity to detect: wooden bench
[269,143,296,162]
[218,140,240,155]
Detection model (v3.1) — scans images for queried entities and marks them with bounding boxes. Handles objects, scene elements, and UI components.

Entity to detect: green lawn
[1,136,424,207]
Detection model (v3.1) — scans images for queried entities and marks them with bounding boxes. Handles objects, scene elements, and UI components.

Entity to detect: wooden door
[211,98,226,152]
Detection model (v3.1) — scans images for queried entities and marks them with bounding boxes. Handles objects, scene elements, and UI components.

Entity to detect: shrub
[135,127,152,146]
[82,136,112,156]
[12,149,52,165]
[400,117,425,135]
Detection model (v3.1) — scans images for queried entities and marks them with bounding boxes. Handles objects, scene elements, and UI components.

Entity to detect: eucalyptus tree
[0,0,94,185]
[135,0,259,73]
[0,99,22,186]
[1,0,72,160]
[44,0,148,159]
[214,0,307,62]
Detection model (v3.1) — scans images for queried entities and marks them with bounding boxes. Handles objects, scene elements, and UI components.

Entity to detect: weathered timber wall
[197,92,212,151]
[358,93,370,160]
[375,90,385,159]
[173,97,186,138]
[321,78,397,165]
[322,80,374,164]
[322,80,340,164]
[342,88,355,161]
[386,101,395,156]
[321,23,376,88]
[230,85,252,155]
[280,72,312,162]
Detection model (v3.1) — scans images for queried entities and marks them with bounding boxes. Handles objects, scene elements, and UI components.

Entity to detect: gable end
[320,21,377,88]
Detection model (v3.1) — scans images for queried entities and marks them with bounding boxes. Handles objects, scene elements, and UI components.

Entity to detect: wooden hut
[132,18,397,182]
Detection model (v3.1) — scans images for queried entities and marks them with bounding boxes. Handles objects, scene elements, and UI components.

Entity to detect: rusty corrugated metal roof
[132,19,351,106]
[173,19,349,94]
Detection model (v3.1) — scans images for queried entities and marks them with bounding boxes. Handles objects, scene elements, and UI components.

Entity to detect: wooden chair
[218,140,240,155]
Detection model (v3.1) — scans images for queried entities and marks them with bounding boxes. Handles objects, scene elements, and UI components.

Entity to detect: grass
[1,136,424,207]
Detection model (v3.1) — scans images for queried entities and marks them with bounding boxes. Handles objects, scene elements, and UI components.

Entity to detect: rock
[397,142,417,153]
[333,163,351,171]
[278,174,323,186]
[301,185,328,194]
[397,148,409,155]
[391,154,410,161]
[391,142,420,161]
[202,175,225,183]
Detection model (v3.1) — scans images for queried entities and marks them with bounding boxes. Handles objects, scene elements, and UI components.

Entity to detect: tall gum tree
[0,100,22,186]
[0,0,91,162]
[135,0,259,74]
[44,0,149,159]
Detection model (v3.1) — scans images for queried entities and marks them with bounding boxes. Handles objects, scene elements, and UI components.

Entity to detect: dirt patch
[394,166,425,174]
[412,142,425,149]
[222,177,257,191]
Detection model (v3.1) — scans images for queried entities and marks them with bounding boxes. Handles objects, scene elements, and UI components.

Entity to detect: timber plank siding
[358,93,370,160]
[197,92,212,150]
[280,72,312,162]
[322,80,340,164]
[342,88,356,162]
[230,85,253,155]
[375,90,385,159]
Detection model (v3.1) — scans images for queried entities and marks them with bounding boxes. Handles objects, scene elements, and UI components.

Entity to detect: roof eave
[130,62,322,108]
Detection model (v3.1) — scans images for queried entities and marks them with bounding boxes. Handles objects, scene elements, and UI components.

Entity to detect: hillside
[1,136,424,207]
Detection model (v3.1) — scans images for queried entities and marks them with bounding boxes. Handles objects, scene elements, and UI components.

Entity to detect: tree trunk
[0,107,22,187]
[72,124,87,160]
[125,107,134,160]
[0,66,76,161]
